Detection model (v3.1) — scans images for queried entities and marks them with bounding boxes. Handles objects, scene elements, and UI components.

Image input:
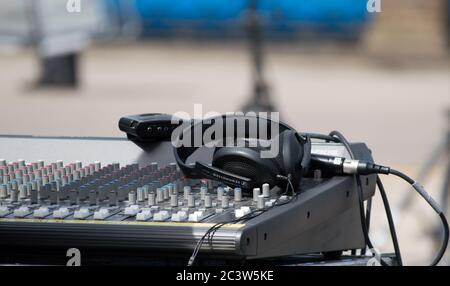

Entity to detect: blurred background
[0,0,449,265]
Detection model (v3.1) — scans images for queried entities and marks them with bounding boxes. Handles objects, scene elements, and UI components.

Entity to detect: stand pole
[242,0,276,112]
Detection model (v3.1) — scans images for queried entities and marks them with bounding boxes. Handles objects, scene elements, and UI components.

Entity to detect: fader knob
[167,184,174,195]
[0,185,7,199]
[234,188,242,202]
[18,185,27,200]
[163,187,169,200]
[156,188,164,202]
[94,161,101,172]
[53,207,70,219]
[187,194,195,208]
[262,183,270,198]
[124,205,140,216]
[257,195,265,210]
[37,160,44,169]
[171,211,188,222]
[33,207,50,218]
[153,210,170,221]
[217,187,224,201]
[143,185,149,199]
[0,206,9,217]
[128,191,136,205]
[17,159,25,168]
[13,206,30,218]
[137,187,145,202]
[204,194,212,208]
[89,190,98,206]
[93,208,110,220]
[74,207,90,219]
[148,192,156,206]
[170,194,178,207]
[30,189,38,204]
[136,209,152,221]
[183,186,191,200]
[10,189,18,202]
[221,195,229,209]
[253,188,260,202]
[200,186,207,200]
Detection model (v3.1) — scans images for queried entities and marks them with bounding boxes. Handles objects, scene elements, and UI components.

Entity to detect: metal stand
[241,0,276,112]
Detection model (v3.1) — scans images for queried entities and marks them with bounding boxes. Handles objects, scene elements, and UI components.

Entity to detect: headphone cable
[376,176,403,265]
[187,175,297,266]
[328,131,386,264]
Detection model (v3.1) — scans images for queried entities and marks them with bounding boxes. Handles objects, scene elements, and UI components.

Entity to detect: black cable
[389,169,414,184]
[436,213,449,266]
[187,175,297,266]
[306,130,405,266]
[365,197,373,235]
[364,197,374,254]
[328,131,376,258]
[306,131,405,265]
[356,174,371,256]
[308,145,449,265]
[313,149,448,265]
[377,176,403,266]
[388,168,449,266]
[298,131,448,265]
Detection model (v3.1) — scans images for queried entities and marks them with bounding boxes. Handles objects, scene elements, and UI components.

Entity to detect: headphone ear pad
[212,144,282,190]
[281,130,303,188]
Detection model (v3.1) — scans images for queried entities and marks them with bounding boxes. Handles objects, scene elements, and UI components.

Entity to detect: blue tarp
[106,0,370,38]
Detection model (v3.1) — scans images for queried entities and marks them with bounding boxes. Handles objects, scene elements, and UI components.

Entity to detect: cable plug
[356,162,390,175]
[310,154,390,176]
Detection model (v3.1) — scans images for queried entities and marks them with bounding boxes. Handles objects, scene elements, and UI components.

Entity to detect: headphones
[173,114,311,192]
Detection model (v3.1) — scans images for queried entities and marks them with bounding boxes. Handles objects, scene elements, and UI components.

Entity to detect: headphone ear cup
[212,143,282,191]
[281,130,303,188]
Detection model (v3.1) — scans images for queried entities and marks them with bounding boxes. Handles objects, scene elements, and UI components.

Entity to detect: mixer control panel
[0,137,374,264]
[0,159,281,224]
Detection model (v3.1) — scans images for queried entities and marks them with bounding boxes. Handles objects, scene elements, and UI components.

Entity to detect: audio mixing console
[0,135,376,265]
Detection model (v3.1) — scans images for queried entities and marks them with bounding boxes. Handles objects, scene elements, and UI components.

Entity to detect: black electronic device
[118,113,183,142]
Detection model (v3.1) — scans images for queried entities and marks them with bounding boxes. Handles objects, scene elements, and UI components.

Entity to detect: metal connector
[343,159,359,174]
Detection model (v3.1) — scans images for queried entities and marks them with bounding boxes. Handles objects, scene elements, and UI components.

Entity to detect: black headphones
[173,114,311,192]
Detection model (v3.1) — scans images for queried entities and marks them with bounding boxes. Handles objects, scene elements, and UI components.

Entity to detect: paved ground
[0,42,449,265]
